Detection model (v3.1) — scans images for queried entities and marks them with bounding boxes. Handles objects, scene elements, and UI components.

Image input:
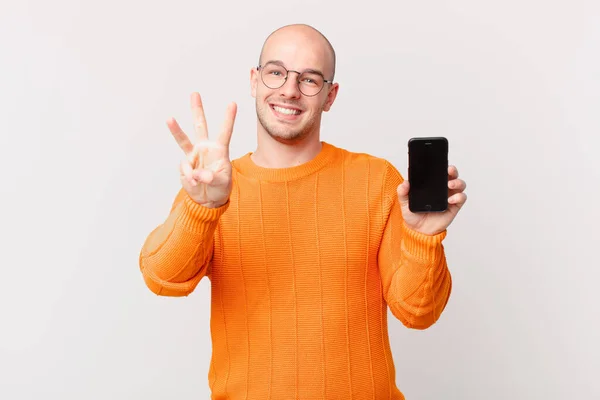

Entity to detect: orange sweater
[139,142,452,399]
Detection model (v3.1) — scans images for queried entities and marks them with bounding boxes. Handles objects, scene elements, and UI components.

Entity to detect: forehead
[261,32,332,74]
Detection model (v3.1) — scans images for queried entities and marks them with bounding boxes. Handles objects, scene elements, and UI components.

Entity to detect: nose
[279,72,302,99]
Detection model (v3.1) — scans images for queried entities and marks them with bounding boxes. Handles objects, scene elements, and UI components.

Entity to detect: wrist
[199,198,229,209]
[401,221,446,261]
[178,195,229,233]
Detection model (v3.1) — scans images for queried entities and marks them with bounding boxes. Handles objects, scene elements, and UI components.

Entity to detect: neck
[251,129,323,169]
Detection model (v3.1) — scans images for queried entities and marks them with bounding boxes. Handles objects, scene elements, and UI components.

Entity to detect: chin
[258,114,308,143]
[265,127,309,144]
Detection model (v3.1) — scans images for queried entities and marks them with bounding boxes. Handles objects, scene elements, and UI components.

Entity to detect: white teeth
[273,106,300,115]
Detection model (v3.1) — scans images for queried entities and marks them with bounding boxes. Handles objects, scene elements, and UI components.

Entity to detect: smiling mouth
[271,104,302,116]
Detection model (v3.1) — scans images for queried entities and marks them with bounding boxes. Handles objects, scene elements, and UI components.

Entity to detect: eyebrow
[263,59,326,77]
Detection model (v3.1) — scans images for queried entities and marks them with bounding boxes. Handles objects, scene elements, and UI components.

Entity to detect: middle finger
[191,92,209,142]
[448,178,467,192]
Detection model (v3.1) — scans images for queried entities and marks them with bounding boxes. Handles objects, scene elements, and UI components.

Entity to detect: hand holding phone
[398,137,467,235]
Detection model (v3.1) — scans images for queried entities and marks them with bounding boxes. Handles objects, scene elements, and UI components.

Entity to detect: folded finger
[180,159,197,186]
[448,192,467,207]
[448,178,467,192]
[448,165,459,180]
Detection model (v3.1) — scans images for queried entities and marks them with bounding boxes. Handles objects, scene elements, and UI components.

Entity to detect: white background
[1,0,599,399]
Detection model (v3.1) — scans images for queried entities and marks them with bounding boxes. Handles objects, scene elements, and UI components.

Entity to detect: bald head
[258,24,336,81]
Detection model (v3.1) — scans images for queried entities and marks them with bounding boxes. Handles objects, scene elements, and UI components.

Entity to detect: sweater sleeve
[139,188,229,297]
[377,162,452,329]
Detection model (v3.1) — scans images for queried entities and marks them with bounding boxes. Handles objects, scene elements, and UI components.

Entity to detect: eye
[300,74,322,86]
[263,64,286,77]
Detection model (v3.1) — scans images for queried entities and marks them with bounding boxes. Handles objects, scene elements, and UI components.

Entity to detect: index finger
[167,117,194,154]
[217,102,237,149]
[191,92,209,142]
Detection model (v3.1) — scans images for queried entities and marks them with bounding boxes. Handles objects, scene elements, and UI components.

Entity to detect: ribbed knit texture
[139,142,452,400]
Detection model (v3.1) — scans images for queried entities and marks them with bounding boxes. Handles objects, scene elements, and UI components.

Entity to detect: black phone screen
[408,137,448,213]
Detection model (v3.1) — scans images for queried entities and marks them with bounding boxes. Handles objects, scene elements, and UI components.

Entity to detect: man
[139,24,467,399]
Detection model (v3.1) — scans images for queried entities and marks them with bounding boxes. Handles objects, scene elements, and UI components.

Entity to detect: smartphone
[407,137,449,213]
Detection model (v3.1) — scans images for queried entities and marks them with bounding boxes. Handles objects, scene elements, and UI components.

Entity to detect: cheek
[256,91,272,113]
[256,86,271,103]
[252,82,263,99]
[309,97,327,113]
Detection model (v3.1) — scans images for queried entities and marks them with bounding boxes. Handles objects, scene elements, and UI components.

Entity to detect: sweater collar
[233,141,338,182]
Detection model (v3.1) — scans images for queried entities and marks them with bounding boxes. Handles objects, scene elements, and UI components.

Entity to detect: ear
[250,67,259,98]
[322,83,339,112]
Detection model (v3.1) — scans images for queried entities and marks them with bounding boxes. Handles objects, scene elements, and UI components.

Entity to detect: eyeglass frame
[256,62,334,97]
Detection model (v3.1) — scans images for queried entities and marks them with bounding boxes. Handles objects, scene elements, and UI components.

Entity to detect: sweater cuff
[401,222,447,263]
[176,194,230,233]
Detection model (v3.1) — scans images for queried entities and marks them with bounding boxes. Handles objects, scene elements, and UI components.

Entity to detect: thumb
[193,168,215,184]
[397,180,410,207]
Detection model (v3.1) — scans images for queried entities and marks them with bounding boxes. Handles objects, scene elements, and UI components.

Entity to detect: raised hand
[167,92,237,208]
[397,165,467,235]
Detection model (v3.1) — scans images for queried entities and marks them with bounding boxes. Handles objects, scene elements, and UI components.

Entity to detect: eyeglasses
[257,62,333,97]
